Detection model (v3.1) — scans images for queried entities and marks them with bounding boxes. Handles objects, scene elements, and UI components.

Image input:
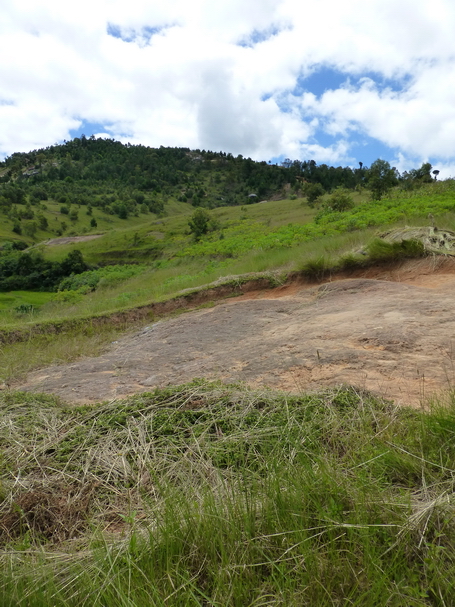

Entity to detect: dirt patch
[44,234,103,246]
[15,256,455,408]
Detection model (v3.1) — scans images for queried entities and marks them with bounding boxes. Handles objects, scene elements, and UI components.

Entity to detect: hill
[1,139,455,606]
[0,137,416,246]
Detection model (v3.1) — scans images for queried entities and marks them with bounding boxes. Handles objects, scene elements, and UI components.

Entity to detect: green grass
[1,382,455,605]
[0,323,129,383]
[0,291,54,311]
[0,195,191,250]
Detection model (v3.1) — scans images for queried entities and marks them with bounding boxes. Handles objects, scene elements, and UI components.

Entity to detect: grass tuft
[367,238,426,262]
[1,382,455,605]
[299,256,332,281]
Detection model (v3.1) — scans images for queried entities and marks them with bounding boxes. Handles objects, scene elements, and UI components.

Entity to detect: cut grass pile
[1,381,455,605]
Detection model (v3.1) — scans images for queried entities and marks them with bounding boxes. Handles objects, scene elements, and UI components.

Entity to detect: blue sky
[2,0,455,177]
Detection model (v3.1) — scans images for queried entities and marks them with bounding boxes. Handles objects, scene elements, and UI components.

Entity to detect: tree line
[0,248,89,291]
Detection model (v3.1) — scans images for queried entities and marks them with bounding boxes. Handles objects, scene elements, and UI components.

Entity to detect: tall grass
[1,382,455,605]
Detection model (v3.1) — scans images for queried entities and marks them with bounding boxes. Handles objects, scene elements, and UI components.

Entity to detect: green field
[0,290,54,311]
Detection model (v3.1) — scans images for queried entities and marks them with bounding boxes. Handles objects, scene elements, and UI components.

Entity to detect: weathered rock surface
[17,258,455,407]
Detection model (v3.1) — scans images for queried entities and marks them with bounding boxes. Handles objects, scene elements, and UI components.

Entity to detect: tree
[60,249,89,275]
[37,214,48,230]
[304,183,325,206]
[413,162,433,183]
[324,188,354,212]
[23,220,37,238]
[90,217,97,228]
[367,159,398,200]
[188,208,210,240]
[118,204,128,219]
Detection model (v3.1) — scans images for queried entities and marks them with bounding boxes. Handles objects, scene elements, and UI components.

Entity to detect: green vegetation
[367,159,399,200]
[367,238,426,262]
[0,291,54,312]
[1,382,455,605]
[0,249,89,291]
[0,173,454,388]
[2,140,455,605]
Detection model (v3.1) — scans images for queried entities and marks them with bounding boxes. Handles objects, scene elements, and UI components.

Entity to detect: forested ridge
[0,136,436,228]
[0,136,365,204]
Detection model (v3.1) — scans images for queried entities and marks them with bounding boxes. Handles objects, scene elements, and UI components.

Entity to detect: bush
[30,187,48,202]
[37,214,48,230]
[23,221,37,238]
[324,188,354,212]
[188,208,211,240]
[337,253,365,271]
[304,183,325,206]
[58,264,146,293]
[118,204,128,219]
[0,249,89,291]
[50,290,84,304]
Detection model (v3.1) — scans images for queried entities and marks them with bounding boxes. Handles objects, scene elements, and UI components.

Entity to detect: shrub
[118,204,128,219]
[23,221,37,238]
[367,238,426,262]
[324,188,354,212]
[14,304,35,314]
[50,290,84,304]
[37,214,48,230]
[337,253,365,271]
[58,264,146,293]
[304,183,325,206]
[188,208,211,240]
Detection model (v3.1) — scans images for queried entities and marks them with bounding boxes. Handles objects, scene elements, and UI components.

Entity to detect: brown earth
[17,257,455,407]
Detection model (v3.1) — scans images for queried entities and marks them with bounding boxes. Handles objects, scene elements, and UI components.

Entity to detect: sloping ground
[17,256,455,407]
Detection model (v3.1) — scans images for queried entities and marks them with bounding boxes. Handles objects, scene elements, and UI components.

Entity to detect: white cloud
[1,0,455,169]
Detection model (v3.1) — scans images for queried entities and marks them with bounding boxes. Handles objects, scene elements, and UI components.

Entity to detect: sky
[1,0,455,177]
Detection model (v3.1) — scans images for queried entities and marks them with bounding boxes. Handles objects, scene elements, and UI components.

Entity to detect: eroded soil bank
[16,256,455,407]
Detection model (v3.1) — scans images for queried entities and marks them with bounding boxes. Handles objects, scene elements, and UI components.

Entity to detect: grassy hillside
[1,382,455,606]
[1,176,455,386]
[1,141,454,605]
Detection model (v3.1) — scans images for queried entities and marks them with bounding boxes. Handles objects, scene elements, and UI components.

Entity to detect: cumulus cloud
[1,0,455,173]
